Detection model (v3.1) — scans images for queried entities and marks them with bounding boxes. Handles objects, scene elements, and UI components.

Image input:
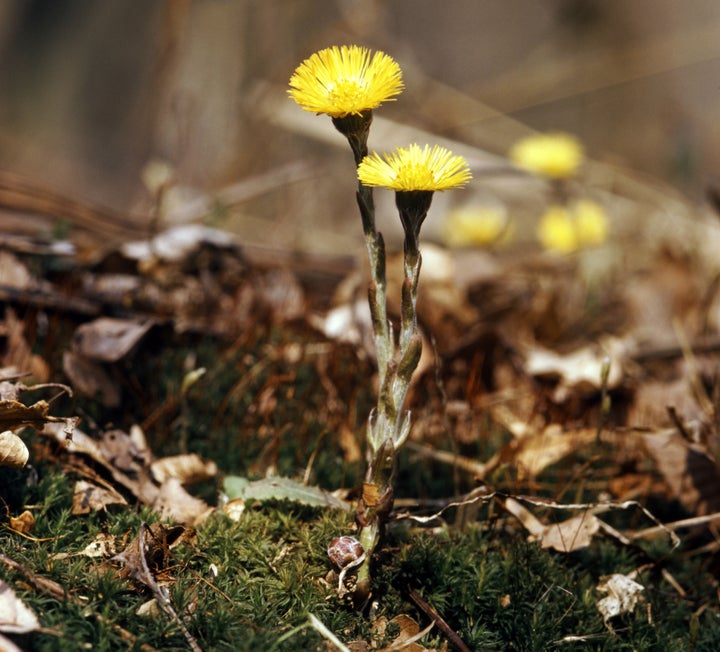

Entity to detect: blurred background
[0,0,719,254]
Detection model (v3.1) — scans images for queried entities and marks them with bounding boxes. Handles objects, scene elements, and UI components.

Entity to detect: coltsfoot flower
[442,204,511,248]
[357,144,471,192]
[510,132,583,179]
[288,45,403,118]
[537,205,578,253]
[537,199,608,253]
[358,144,471,253]
[574,198,608,246]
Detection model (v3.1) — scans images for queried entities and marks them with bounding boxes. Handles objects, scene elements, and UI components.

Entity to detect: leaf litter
[1,157,720,648]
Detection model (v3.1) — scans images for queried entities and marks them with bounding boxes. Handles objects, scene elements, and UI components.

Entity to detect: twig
[406,586,471,652]
[137,523,203,652]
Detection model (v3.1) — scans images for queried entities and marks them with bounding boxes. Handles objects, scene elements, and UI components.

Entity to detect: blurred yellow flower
[357,144,471,192]
[574,199,608,246]
[537,205,578,253]
[510,132,583,179]
[537,199,608,253]
[288,45,403,118]
[442,205,510,248]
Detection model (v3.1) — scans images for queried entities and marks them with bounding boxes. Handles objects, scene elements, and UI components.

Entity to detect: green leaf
[223,476,350,510]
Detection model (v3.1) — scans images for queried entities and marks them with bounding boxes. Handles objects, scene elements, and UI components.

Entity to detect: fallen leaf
[151,453,218,485]
[504,498,601,552]
[0,431,29,468]
[8,511,34,535]
[72,479,128,514]
[62,351,121,407]
[52,532,121,560]
[0,399,55,431]
[222,498,246,522]
[512,425,597,479]
[642,429,720,515]
[112,522,189,587]
[72,317,154,363]
[523,338,625,402]
[539,512,601,552]
[0,580,40,634]
[152,477,214,525]
[596,573,644,626]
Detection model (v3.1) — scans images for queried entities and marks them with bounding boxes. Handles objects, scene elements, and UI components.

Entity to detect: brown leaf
[72,480,128,514]
[512,425,597,479]
[0,399,50,431]
[150,453,217,485]
[112,522,189,587]
[73,317,154,362]
[642,429,720,515]
[8,511,34,535]
[62,351,121,407]
[1,309,50,383]
[0,431,29,468]
[504,498,601,552]
[539,512,601,552]
[152,478,214,525]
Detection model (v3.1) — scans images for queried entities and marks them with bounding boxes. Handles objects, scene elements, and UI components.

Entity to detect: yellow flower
[574,199,608,246]
[510,132,583,179]
[357,144,472,192]
[537,205,578,253]
[537,200,609,253]
[288,45,403,118]
[442,205,510,248]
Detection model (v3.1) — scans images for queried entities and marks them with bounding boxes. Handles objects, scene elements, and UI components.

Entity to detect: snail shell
[327,535,364,570]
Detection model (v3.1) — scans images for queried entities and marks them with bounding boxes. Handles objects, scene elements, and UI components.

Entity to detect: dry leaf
[151,453,218,485]
[0,399,51,431]
[504,498,601,552]
[52,532,121,560]
[78,533,121,558]
[596,573,644,626]
[222,498,246,522]
[112,522,189,587]
[524,338,625,402]
[72,479,128,514]
[642,429,720,515]
[512,425,597,479]
[0,251,32,290]
[72,317,154,363]
[62,351,121,407]
[152,477,214,525]
[539,512,601,552]
[0,580,40,634]
[1,309,50,383]
[8,511,34,535]
[0,431,29,468]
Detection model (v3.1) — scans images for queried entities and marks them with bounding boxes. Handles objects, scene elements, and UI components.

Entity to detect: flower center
[328,79,367,106]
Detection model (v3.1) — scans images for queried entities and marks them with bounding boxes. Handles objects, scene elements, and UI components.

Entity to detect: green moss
[1,319,718,650]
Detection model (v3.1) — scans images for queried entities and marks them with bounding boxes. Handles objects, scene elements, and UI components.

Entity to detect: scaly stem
[333,115,427,609]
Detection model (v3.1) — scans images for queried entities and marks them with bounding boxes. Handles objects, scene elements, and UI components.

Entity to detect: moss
[1,320,719,650]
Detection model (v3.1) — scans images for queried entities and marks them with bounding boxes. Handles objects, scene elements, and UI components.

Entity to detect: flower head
[288,45,403,118]
[574,199,608,246]
[537,205,578,253]
[357,144,472,192]
[510,132,583,179]
[537,199,608,253]
[442,205,511,248]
